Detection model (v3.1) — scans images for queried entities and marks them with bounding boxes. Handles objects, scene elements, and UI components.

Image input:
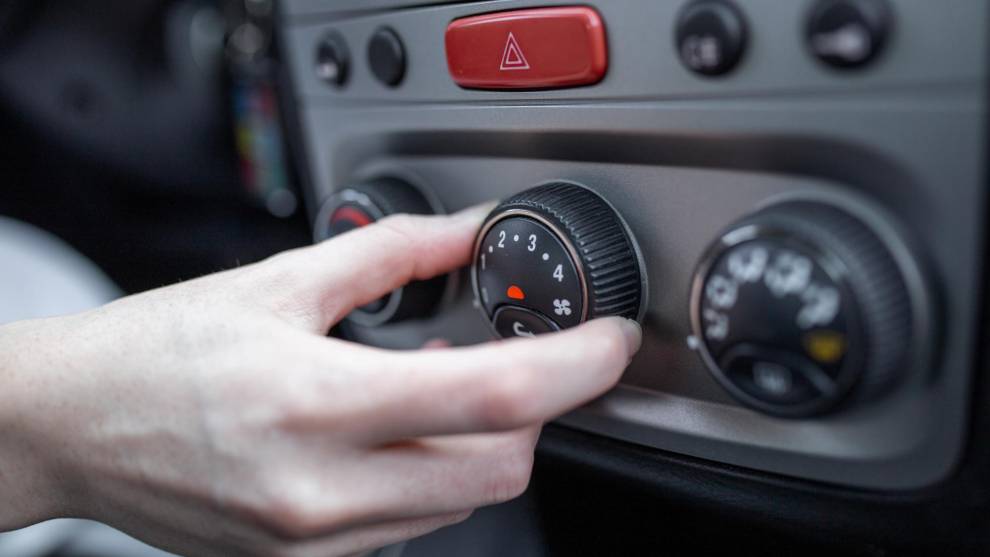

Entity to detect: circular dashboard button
[806,0,891,69]
[675,0,748,77]
[472,182,647,339]
[314,178,446,326]
[368,27,406,87]
[476,216,584,330]
[315,32,349,87]
[690,200,922,417]
[328,205,374,235]
[493,306,560,339]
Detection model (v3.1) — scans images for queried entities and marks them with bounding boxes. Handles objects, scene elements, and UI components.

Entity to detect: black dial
[314,178,447,326]
[472,182,646,339]
[690,200,920,417]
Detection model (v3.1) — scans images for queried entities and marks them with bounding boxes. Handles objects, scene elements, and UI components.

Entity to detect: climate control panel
[283,0,984,490]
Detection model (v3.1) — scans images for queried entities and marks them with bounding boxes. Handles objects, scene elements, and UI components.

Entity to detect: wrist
[0,317,83,529]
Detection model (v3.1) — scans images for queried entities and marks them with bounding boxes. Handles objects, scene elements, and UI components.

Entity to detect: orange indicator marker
[507,285,525,300]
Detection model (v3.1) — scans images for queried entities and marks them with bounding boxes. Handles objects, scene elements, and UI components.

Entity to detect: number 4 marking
[553,264,564,282]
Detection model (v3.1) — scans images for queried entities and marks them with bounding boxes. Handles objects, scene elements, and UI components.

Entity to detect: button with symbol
[500,33,530,71]
[806,0,891,70]
[493,306,560,339]
[553,299,572,316]
[752,361,794,397]
[720,345,824,409]
[445,7,607,90]
[675,0,748,77]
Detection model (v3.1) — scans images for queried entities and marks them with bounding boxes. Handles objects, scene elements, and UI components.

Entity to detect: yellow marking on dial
[803,330,847,364]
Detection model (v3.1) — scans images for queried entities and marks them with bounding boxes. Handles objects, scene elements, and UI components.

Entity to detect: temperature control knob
[314,178,446,326]
[690,200,919,417]
[472,183,647,338]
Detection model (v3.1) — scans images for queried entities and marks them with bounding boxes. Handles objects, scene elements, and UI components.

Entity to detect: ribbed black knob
[313,178,446,326]
[472,182,646,338]
[690,200,917,416]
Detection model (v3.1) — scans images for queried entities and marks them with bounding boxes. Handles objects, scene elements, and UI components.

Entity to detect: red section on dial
[445,7,608,90]
[330,206,374,228]
[507,285,526,300]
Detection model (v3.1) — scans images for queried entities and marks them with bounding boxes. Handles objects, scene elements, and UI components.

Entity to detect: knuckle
[270,386,330,434]
[586,329,629,369]
[251,478,347,541]
[478,369,540,429]
[373,214,424,275]
[446,510,474,526]
[375,214,420,246]
[484,448,535,504]
[256,497,316,540]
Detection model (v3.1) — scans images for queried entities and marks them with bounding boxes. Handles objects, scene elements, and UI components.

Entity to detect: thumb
[266,202,493,331]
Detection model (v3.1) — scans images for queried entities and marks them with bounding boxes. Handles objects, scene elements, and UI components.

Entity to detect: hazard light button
[445,7,608,90]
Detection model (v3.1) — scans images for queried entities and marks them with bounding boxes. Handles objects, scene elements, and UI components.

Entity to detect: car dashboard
[273,1,990,554]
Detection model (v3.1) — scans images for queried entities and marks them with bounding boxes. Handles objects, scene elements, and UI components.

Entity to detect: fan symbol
[553,298,572,316]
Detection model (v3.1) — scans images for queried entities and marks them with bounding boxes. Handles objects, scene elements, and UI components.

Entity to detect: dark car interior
[1,0,988,555]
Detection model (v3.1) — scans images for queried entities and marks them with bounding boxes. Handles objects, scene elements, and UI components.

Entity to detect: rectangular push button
[445,7,607,90]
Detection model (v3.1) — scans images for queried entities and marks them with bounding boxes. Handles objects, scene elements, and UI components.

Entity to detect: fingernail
[618,318,643,355]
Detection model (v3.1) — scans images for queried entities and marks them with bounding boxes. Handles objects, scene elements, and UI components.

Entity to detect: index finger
[309,317,642,443]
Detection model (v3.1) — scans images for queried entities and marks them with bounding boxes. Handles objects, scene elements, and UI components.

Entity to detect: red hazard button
[445,7,608,90]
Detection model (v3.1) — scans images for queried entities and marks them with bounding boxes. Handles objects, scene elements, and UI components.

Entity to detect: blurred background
[0,0,309,296]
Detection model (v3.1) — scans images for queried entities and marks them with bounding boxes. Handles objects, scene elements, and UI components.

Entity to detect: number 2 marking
[528,234,537,252]
[498,230,506,248]
[553,264,564,282]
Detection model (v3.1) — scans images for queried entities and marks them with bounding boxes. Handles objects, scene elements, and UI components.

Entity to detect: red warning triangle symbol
[499,32,530,70]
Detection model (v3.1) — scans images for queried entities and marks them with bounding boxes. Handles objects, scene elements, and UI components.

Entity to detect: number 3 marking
[528,234,537,252]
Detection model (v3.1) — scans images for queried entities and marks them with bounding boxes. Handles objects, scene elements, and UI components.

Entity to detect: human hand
[0,204,642,557]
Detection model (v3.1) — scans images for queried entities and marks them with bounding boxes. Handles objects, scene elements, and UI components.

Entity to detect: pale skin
[0,204,642,557]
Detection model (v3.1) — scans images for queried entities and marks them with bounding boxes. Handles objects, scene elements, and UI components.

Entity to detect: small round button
[806,0,891,69]
[314,179,445,326]
[368,27,406,87]
[675,0,748,77]
[327,205,374,236]
[315,32,349,87]
[493,306,560,339]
